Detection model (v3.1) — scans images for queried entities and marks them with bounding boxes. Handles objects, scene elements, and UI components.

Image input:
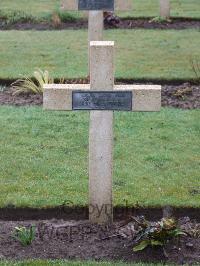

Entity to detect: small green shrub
[11,69,54,95]
[13,225,36,246]
[133,217,186,252]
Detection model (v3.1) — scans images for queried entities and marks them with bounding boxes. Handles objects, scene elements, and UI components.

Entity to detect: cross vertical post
[160,0,170,18]
[88,11,103,41]
[88,11,103,70]
[89,41,114,224]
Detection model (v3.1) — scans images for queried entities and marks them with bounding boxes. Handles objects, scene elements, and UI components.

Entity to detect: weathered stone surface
[89,41,114,224]
[43,84,161,112]
[43,84,88,110]
[88,11,103,71]
[88,11,103,42]
[160,0,170,18]
[90,41,114,90]
[115,85,161,111]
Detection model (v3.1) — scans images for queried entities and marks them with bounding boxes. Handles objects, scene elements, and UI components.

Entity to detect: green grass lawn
[0,0,200,19]
[118,0,200,18]
[0,106,199,208]
[0,29,199,81]
[0,261,168,266]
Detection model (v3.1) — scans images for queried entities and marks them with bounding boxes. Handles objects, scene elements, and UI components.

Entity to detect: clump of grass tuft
[13,225,36,246]
[54,4,80,23]
[56,10,79,23]
[0,10,36,27]
[11,69,54,95]
[191,58,200,84]
[173,87,193,99]
[149,16,171,23]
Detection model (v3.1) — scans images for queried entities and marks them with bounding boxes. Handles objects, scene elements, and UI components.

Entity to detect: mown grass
[0,106,199,208]
[0,261,169,266]
[117,0,200,18]
[0,0,200,19]
[0,29,199,81]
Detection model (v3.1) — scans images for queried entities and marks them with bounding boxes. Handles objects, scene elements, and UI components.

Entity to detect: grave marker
[160,0,170,18]
[61,0,132,71]
[43,41,161,224]
[61,0,132,11]
[78,0,114,10]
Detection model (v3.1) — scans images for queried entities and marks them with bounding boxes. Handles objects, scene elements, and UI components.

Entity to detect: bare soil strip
[0,206,200,221]
[0,18,200,30]
[0,216,199,264]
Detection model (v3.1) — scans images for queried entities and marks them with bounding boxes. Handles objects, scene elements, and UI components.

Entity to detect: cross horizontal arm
[61,0,132,11]
[43,84,161,111]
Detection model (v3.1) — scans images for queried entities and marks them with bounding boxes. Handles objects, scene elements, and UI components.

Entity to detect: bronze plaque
[78,0,114,10]
[72,91,132,111]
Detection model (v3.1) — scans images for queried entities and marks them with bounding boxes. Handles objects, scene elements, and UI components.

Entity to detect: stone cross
[43,41,161,224]
[61,0,132,71]
[160,0,170,18]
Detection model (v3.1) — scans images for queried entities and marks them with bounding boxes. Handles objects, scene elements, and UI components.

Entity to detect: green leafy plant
[13,225,36,246]
[133,217,186,252]
[11,69,54,95]
[0,85,6,92]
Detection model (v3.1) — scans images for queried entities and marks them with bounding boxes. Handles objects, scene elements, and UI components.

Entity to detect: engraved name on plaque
[78,0,114,10]
[72,91,132,111]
